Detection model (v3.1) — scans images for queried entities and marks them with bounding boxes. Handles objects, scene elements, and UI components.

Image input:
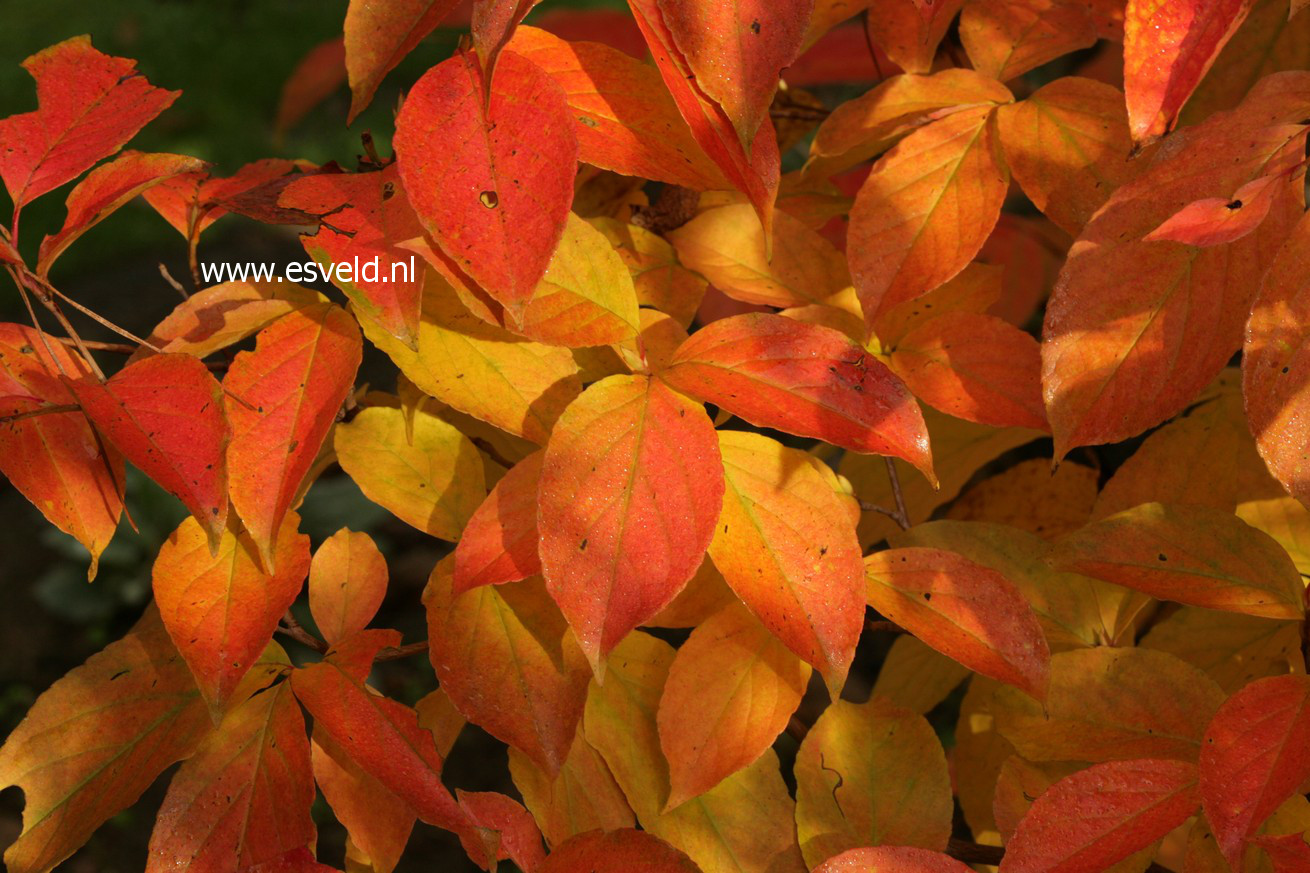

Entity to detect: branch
[376,640,429,661]
[882,457,911,531]
[276,609,327,654]
[865,618,907,635]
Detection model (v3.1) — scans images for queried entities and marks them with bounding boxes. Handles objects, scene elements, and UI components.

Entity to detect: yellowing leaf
[142,280,327,359]
[993,647,1225,763]
[425,558,591,775]
[592,219,708,328]
[334,404,486,541]
[658,604,810,808]
[509,730,636,848]
[794,697,953,866]
[1238,495,1310,574]
[152,512,309,716]
[849,106,1010,329]
[538,374,723,668]
[709,430,864,693]
[359,274,582,444]
[1142,606,1303,693]
[0,609,210,873]
[870,634,971,715]
[959,0,1098,81]
[308,528,388,646]
[865,547,1051,700]
[943,458,1098,539]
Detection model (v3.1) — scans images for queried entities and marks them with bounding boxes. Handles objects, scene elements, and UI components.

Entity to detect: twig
[785,714,809,743]
[38,278,163,353]
[158,263,189,299]
[20,274,105,380]
[0,403,80,425]
[883,457,911,530]
[376,640,429,661]
[55,337,138,354]
[8,267,68,377]
[276,609,328,654]
[866,619,906,635]
[471,436,516,471]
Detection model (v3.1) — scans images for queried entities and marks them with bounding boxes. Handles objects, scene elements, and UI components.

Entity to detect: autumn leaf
[871,635,971,715]
[1199,674,1310,869]
[653,0,810,152]
[146,682,315,873]
[1145,171,1288,246]
[152,512,309,716]
[334,403,486,541]
[813,847,974,873]
[458,790,547,873]
[37,151,205,273]
[311,727,415,873]
[394,50,577,316]
[1253,833,1310,872]
[143,158,307,240]
[538,374,723,668]
[1041,72,1310,455]
[865,0,966,74]
[1142,606,1302,694]
[538,829,703,873]
[308,528,388,646]
[344,0,459,122]
[959,0,1098,82]
[0,609,210,873]
[999,759,1200,872]
[794,697,953,866]
[0,36,179,209]
[658,603,810,808]
[279,165,425,348]
[848,105,1011,328]
[472,0,541,81]
[426,558,591,775]
[508,731,636,848]
[454,450,542,593]
[224,304,361,566]
[274,37,346,139]
[67,353,230,547]
[1051,502,1307,619]
[662,313,934,479]
[142,280,327,359]
[507,27,729,191]
[1123,0,1256,144]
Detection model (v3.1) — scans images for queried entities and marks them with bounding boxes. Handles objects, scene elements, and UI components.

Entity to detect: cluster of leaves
[3,0,1310,871]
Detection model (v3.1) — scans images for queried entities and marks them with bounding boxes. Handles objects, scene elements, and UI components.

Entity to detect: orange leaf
[813,847,974,873]
[344,0,460,122]
[472,0,542,82]
[657,603,810,808]
[394,50,577,316]
[959,0,1098,81]
[143,158,306,239]
[506,27,727,191]
[1252,833,1310,872]
[279,166,425,348]
[275,37,346,138]
[1052,502,1306,619]
[1000,759,1200,871]
[425,560,592,775]
[538,374,723,668]
[0,324,121,578]
[1145,172,1287,246]
[453,451,543,594]
[0,609,210,873]
[308,528,388,646]
[849,106,1010,328]
[146,683,315,873]
[654,0,810,152]
[1124,0,1256,144]
[311,726,415,873]
[1245,213,1310,504]
[864,547,1051,700]
[709,430,864,693]
[224,304,361,566]
[142,280,326,359]
[152,512,310,716]
[865,0,965,73]
[37,150,205,273]
[538,829,702,873]
[1200,674,1310,869]
[1041,73,1310,455]
[68,353,230,547]
[0,36,179,208]
[662,313,934,479]
[886,311,1047,430]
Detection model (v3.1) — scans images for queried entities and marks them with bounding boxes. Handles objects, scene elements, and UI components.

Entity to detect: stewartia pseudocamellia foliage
[2,0,1310,871]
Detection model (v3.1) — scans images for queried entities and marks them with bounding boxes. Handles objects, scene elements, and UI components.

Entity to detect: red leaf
[864,547,1051,700]
[506,27,729,191]
[224,304,361,567]
[0,36,179,208]
[626,0,780,236]
[68,354,230,547]
[146,683,316,873]
[275,37,346,138]
[538,374,724,668]
[865,0,965,74]
[344,0,460,122]
[279,166,425,348]
[37,151,206,273]
[153,512,309,716]
[1145,172,1287,247]
[886,311,1047,430]
[0,324,121,578]
[394,50,577,316]
[538,829,703,873]
[654,0,810,152]
[144,159,306,239]
[1252,833,1310,872]
[1123,0,1255,144]
[1200,674,1310,869]
[1000,759,1200,872]
[813,847,974,873]
[472,0,542,80]
[308,528,388,646]
[452,450,543,594]
[311,726,415,873]
[661,313,934,480]
[458,790,547,873]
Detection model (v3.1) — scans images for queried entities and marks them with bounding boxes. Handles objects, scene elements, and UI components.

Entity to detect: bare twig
[866,618,906,635]
[882,457,911,530]
[376,640,429,661]
[276,609,328,654]
[55,337,138,354]
[158,263,189,299]
[38,278,163,353]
